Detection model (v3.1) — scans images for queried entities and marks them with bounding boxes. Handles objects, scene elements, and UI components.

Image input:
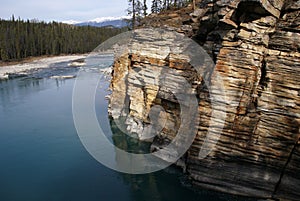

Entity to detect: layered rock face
[109,0,300,200]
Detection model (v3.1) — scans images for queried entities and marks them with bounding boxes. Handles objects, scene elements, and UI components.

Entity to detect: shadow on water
[110,118,152,154]
[109,118,257,201]
[93,58,258,201]
[0,58,258,201]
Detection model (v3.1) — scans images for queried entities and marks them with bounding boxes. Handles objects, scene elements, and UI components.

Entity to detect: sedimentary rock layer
[109,0,300,200]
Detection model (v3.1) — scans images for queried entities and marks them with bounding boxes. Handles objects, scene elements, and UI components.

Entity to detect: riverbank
[0,54,87,79]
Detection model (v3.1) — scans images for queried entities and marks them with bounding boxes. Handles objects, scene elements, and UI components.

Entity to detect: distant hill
[63,16,130,28]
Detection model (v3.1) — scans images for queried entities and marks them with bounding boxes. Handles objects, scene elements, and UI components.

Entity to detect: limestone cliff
[109,0,300,200]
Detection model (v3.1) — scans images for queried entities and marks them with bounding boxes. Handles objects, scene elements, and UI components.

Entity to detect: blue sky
[0,0,141,22]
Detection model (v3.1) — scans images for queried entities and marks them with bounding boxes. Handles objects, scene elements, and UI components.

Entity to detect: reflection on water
[111,119,151,154]
[110,118,257,201]
[0,60,257,201]
[0,77,69,111]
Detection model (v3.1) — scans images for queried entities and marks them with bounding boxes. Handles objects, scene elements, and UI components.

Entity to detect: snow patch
[90,16,131,23]
[62,20,81,24]
[62,16,131,25]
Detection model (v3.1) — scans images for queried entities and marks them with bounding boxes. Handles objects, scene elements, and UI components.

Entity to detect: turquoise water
[0,61,256,201]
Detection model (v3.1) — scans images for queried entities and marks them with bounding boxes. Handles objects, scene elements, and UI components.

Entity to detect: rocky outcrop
[109,0,300,200]
[187,1,300,200]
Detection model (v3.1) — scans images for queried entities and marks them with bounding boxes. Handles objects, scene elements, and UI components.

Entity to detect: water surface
[0,60,256,201]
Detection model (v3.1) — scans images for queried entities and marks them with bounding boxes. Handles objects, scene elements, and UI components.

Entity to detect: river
[0,57,256,201]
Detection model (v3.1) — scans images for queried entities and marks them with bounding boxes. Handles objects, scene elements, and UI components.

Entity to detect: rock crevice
[109,0,300,200]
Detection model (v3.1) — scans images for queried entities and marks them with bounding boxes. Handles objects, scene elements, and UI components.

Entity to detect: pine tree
[128,0,144,29]
[135,0,143,23]
[151,0,162,13]
[143,0,148,17]
[0,18,126,61]
[128,0,136,29]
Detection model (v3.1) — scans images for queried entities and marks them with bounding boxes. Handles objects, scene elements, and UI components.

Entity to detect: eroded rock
[109,0,300,200]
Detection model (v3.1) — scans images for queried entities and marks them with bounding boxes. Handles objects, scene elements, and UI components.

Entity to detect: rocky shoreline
[0,55,86,80]
[108,0,300,200]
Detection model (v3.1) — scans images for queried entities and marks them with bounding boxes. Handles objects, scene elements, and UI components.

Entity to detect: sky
[0,0,141,22]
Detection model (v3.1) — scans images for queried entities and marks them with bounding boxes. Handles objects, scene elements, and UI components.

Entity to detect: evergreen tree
[0,18,127,61]
[128,0,144,29]
[143,0,148,17]
[151,0,162,13]
[128,0,136,29]
[135,0,144,23]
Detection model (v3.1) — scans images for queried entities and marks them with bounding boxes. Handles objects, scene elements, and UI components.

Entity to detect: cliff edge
[109,0,300,200]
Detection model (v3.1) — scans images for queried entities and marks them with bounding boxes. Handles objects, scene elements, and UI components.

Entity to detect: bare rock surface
[109,0,300,200]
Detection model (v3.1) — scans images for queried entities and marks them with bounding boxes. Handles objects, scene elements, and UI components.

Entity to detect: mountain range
[62,16,130,28]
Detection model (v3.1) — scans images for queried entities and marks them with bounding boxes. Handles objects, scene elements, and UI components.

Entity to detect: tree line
[151,0,194,12]
[128,0,194,28]
[0,17,127,61]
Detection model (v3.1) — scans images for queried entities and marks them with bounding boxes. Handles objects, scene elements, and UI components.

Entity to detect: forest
[0,17,127,61]
[0,0,195,62]
[128,0,195,27]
